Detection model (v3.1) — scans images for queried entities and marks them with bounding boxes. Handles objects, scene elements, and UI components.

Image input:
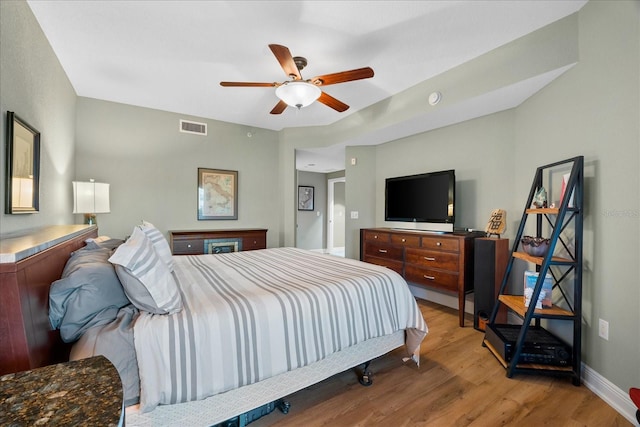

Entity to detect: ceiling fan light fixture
[276,81,321,109]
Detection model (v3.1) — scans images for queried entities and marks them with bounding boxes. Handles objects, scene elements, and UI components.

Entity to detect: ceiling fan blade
[220,82,276,87]
[318,92,349,112]
[270,100,288,115]
[269,44,302,80]
[311,67,374,86]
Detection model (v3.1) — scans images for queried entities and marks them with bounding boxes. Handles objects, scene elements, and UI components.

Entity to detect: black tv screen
[385,170,455,224]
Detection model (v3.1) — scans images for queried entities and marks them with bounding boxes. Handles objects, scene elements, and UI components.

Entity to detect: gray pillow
[115,266,182,315]
[84,238,125,251]
[49,247,131,343]
[139,221,174,272]
[109,226,182,315]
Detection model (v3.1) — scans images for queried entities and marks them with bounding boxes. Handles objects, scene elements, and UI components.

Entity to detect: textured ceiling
[27,0,586,171]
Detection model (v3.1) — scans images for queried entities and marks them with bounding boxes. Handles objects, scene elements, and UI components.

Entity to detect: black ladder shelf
[483,156,584,386]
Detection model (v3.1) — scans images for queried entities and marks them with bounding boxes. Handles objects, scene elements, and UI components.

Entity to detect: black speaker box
[473,238,509,331]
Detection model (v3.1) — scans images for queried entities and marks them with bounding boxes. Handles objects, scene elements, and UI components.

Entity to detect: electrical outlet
[598,318,609,340]
[350,211,359,219]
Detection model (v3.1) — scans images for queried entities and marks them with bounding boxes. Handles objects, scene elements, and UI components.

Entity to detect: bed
[7,224,428,426]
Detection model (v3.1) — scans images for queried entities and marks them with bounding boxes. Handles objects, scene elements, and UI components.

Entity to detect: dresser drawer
[364,242,403,260]
[363,256,403,275]
[170,229,267,255]
[405,248,459,272]
[363,230,391,243]
[421,236,460,252]
[243,236,266,250]
[172,239,203,255]
[391,233,420,247]
[405,265,459,292]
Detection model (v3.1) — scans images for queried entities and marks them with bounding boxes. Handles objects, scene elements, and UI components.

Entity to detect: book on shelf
[559,172,575,208]
[524,271,553,309]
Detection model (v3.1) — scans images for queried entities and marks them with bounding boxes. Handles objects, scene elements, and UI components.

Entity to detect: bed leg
[358,360,373,386]
[275,398,290,414]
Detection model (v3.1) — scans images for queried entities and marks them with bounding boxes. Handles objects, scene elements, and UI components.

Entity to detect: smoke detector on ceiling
[428,91,442,106]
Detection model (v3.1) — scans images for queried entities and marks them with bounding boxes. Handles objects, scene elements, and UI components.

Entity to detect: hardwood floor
[251,299,630,426]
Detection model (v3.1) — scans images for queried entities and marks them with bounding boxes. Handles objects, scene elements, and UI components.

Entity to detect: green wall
[512,0,639,392]
[74,97,281,247]
[0,0,77,233]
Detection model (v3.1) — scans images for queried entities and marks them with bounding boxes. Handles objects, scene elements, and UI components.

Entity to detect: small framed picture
[198,168,238,220]
[298,185,314,211]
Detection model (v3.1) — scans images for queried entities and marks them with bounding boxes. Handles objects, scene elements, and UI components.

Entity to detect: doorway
[327,177,346,257]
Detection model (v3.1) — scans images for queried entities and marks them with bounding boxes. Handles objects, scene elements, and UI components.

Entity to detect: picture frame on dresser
[298,185,314,211]
[198,168,238,220]
[5,111,40,214]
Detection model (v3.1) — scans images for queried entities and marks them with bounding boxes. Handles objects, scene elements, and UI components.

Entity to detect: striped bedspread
[134,247,428,412]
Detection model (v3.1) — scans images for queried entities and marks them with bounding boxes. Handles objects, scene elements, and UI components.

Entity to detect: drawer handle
[423,275,436,280]
[401,238,406,242]
[378,249,388,253]
[187,244,192,248]
[374,235,378,239]
[423,256,436,261]
[253,240,257,244]
[436,242,442,246]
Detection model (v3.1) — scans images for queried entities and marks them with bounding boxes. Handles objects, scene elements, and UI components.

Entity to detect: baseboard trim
[582,363,638,425]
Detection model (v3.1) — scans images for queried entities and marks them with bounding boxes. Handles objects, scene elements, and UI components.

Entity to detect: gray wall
[345,146,377,259]
[375,110,516,232]
[361,0,637,396]
[0,0,77,233]
[512,0,639,392]
[75,98,282,247]
[295,170,326,250]
[1,0,638,409]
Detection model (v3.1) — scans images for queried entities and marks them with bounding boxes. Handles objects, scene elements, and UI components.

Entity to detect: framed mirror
[5,111,40,214]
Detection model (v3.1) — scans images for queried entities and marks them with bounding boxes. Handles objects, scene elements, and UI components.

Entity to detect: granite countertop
[0,224,97,264]
[0,356,123,426]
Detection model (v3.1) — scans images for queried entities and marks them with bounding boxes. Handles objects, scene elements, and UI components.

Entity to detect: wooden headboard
[0,225,98,375]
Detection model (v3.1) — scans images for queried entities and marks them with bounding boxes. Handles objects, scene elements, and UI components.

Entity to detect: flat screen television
[385,169,455,232]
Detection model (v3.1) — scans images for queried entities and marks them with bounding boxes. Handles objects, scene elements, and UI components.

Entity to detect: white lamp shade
[73,181,110,214]
[275,81,321,109]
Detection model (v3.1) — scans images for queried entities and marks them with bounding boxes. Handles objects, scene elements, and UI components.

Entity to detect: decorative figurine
[533,186,547,208]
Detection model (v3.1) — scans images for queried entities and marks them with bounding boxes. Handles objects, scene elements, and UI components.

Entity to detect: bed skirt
[125,329,406,426]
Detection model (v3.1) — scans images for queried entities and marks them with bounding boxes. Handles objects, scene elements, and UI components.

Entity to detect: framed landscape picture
[198,168,238,220]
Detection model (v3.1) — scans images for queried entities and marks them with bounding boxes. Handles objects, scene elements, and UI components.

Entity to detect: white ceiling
[27,0,586,172]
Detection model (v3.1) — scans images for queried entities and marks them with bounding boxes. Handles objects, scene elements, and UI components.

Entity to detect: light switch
[350,158,357,166]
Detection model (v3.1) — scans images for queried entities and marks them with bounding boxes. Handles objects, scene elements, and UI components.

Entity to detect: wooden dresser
[169,229,267,255]
[360,228,482,327]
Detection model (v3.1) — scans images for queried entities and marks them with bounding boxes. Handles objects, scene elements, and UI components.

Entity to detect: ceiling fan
[220,44,374,115]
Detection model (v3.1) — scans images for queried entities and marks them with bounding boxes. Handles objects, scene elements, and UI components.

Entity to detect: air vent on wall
[179,119,207,136]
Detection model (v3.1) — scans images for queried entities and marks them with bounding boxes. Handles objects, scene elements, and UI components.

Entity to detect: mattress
[134,247,427,412]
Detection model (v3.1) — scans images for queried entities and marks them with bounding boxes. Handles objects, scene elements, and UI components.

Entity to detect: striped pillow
[109,227,182,315]
[139,221,174,272]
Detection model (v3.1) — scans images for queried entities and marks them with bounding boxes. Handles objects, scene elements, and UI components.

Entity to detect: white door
[327,177,345,256]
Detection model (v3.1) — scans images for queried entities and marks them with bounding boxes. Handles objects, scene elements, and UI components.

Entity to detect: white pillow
[109,227,182,315]
[139,220,174,272]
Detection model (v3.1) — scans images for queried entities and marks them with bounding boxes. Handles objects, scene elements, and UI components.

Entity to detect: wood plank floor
[251,299,631,426]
